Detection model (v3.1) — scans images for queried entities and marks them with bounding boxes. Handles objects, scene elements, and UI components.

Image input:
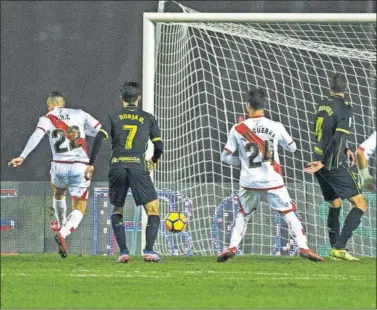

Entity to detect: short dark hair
[329,73,347,93]
[120,81,141,103]
[245,88,266,110]
[47,91,65,103]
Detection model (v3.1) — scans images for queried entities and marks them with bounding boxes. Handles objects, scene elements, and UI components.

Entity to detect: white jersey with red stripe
[358,131,376,160]
[224,116,296,190]
[36,107,101,163]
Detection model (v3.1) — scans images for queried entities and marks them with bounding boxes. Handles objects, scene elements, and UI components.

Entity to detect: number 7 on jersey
[123,125,137,150]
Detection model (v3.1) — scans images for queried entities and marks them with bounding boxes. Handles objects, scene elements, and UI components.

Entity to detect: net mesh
[152,4,376,256]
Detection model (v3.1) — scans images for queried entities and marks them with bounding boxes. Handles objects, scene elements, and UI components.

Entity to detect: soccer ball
[164,212,187,233]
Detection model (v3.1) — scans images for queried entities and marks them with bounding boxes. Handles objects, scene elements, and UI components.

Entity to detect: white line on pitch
[1,273,372,280]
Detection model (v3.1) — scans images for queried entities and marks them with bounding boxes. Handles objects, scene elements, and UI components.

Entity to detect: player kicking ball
[8,91,102,258]
[218,88,324,263]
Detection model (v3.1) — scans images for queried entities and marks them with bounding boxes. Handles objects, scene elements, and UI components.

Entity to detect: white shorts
[50,162,90,200]
[238,186,296,215]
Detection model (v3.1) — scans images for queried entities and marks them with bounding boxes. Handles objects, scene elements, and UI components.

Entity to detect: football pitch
[1,254,376,309]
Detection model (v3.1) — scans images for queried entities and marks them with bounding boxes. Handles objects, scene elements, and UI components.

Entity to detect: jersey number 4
[245,140,274,168]
[315,117,324,141]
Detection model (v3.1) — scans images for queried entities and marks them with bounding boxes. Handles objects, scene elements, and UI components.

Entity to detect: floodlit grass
[1,254,376,309]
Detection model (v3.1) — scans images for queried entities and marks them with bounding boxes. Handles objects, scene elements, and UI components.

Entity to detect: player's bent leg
[50,185,68,258]
[280,210,324,262]
[327,198,341,249]
[52,163,91,258]
[229,212,249,248]
[129,168,161,262]
[143,200,161,262]
[50,185,68,230]
[217,212,248,263]
[268,187,324,262]
[315,170,341,249]
[348,194,368,213]
[50,163,69,230]
[111,206,129,263]
[217,189,257,263]
[322,167,363,260]
[59,198,86,238]
[53,198,86,258]
[50,167,69,258]
[108,168,129,262]
[331,194,367,261]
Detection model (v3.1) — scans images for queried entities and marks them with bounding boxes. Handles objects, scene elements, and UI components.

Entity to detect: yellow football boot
[330,248,359,261]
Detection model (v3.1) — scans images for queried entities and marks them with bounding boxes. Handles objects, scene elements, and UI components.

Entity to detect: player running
[218,88,324,263]
[356,131,376,190]
[85,81,163,263]
[305,73,368,261]
[8,91,102,258]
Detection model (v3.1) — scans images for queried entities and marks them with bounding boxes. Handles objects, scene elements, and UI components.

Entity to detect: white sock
[53,198,67,228]
[282,211,309,249]
[60,210,84,238]
[229,212,250,248]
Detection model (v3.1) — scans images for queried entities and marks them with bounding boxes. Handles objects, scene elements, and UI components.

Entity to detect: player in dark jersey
[305,73,368,260]
[85,81,163,263]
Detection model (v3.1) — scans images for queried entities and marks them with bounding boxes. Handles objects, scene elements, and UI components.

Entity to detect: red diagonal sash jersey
[36,107,101,163]
[224,117,294,190]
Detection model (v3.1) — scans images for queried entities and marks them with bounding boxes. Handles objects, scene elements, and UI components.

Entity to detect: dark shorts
[315,166,362,201]
[108,167,157,207]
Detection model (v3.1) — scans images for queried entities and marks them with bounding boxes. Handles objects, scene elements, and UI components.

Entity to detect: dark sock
[335,208,364,249]
[111,213,128,254]
[145,215,160,251]
[327,207,341,248]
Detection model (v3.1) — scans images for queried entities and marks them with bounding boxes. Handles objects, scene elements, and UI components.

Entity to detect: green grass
[1,254,376,309]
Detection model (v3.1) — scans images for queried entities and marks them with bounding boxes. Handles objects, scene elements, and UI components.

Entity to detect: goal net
[146,4,376,257]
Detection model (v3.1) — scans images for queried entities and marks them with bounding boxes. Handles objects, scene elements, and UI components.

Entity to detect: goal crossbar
[143,12,376,119]
[144,12,376,23]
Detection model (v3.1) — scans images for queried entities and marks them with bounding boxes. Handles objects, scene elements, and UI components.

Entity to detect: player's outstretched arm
[8,128,46,168]
[85,129,108,180]
[221,125,240,167]
[147,116,164,173]
[356,131,376,190]
[149,115,164,164]
[278,124,297,153]
[146,139,163,174]
[151,139,163,163]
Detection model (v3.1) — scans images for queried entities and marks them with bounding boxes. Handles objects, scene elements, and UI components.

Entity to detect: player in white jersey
[356,131,376,190]
[8,91,102,258]
[217,88,324,262]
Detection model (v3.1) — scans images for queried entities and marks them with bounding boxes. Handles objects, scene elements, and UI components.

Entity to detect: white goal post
[142,11,376,256]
